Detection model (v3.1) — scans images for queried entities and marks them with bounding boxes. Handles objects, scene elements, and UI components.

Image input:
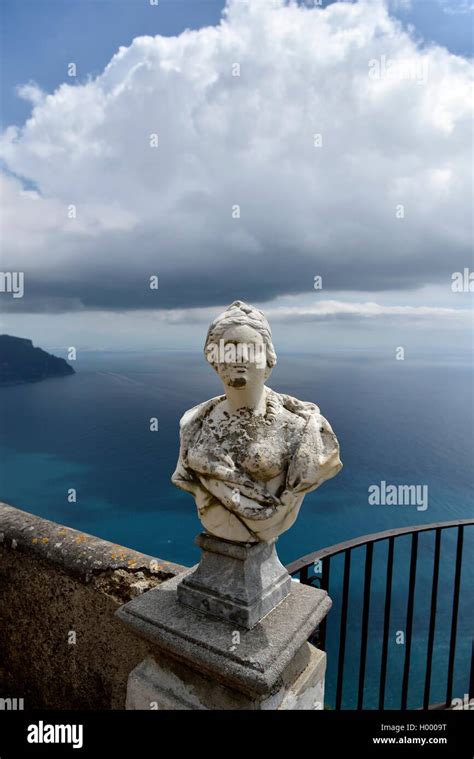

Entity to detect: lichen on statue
[172,300,342,543]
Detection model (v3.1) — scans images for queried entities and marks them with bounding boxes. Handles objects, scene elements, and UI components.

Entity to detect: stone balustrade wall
[0,503,186,710]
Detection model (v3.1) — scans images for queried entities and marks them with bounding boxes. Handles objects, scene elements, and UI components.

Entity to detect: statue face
[213,324,267,388]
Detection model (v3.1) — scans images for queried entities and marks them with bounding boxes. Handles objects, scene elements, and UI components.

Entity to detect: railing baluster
[423,528,442,709]
[358,542,374,709]
[335,549,351,710]
[319,557,331,651]
[321,554,331,592]
[469,639,474,702]
[445,525,464,708]
[379,536,394,709]
[285,520,473,711]
[299,565,309,584]
[401,532,418,710]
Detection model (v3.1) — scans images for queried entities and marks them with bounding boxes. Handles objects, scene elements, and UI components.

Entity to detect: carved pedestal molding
[177,532,291,629]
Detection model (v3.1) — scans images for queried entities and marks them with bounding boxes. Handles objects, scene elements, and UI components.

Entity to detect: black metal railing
[286,519,474,710]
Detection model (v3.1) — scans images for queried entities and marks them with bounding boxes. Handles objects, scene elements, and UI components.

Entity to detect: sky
[0,0,473,357]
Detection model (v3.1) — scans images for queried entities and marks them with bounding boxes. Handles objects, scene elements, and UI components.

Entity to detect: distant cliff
[0,335,75,386]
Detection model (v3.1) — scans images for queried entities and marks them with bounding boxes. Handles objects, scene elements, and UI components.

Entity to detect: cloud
[264,300,469,320]
[1,0,472,313]
[117,298,470,325]
[438,0,473,16]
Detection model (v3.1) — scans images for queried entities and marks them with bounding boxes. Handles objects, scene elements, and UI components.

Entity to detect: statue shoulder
[272,389,320,419]
[179,395,225,433]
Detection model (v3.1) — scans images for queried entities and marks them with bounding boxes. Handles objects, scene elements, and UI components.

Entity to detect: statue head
[204,300,277,388]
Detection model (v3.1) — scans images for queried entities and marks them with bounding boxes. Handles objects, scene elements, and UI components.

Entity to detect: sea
[0,352,472,709]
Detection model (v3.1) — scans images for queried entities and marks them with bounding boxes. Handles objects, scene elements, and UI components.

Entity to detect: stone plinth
[116,570,331,710]
[177,532,291,629]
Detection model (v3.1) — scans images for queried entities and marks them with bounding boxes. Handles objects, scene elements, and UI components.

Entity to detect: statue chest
[192,416,295,480]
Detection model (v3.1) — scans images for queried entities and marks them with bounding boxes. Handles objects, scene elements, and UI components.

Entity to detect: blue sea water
[0,352,472,709]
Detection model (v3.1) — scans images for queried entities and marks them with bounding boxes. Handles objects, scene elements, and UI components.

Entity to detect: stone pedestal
[177,532,291,629]
[116,566,331,710]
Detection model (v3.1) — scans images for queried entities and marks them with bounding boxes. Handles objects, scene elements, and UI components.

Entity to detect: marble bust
[172,300,342,543]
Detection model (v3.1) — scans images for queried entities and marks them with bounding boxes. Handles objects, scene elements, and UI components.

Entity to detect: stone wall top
[0,502,185,600]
